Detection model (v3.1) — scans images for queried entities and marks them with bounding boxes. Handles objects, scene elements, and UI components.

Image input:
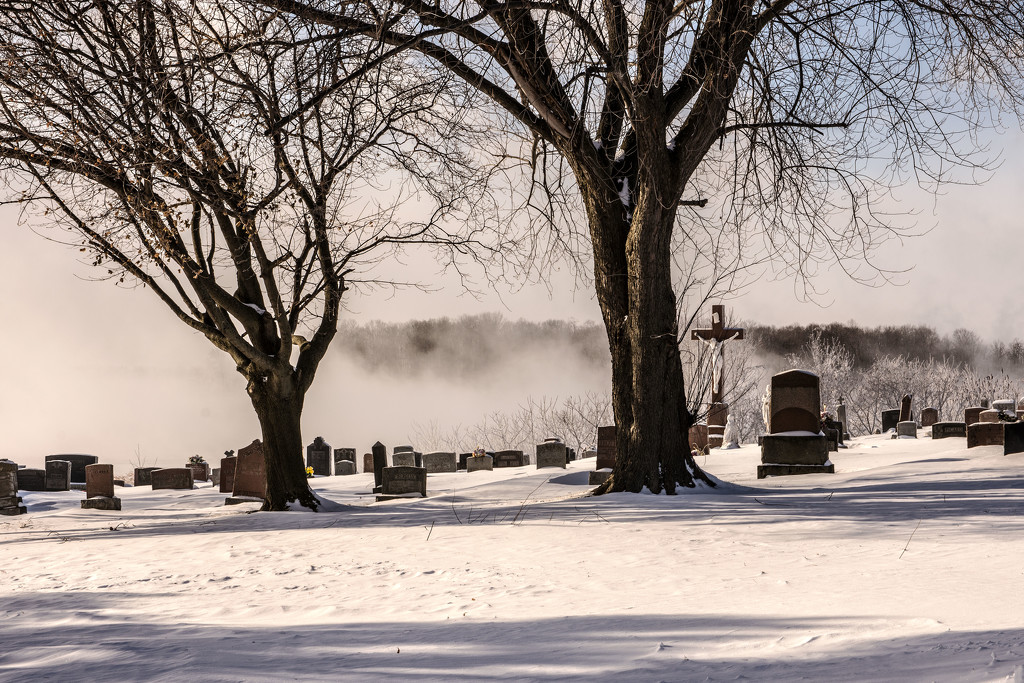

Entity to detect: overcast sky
[2,129,1022,471]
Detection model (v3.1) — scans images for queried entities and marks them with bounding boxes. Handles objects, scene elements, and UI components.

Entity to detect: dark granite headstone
[306,436,332,476]
[372,442,387,493]
[825,428,839,451]
[152,468,194,490]
[769,370,821,433]
[363,453,373,474]
[231,440,266,499]
[920,408,939,427]
[334,448,356,474]
[689,423,709,454]
[458,453,471,471]
[45,459,71,491]
[759,369,831,478]
[967,422,1003,448]
[219,457,237,493]
[836,404,851,439]
[931,422,966,439]
[536,441,567,469]
[422,452,457,473]
[378,466,427,500]
[17,468,46,491]
[186,462,210,482]
[46,454,98,483]
[493,450,525,468]
[85,464,115,499]
[596,426,616,469]
[1004,422,1024,455]
[134,467,162,487]
[336,460,356,475]
[881,410,901,432]
[899,394,913,423]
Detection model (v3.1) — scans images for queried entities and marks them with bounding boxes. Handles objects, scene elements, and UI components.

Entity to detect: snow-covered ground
[4,433,1024,682]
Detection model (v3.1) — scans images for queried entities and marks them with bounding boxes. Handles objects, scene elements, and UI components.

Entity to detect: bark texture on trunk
[248,373,320,511]
[579,173,714,495]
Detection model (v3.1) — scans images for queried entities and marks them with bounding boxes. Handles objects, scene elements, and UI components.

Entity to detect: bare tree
[0,1,490,509]
[265,0,1024,493]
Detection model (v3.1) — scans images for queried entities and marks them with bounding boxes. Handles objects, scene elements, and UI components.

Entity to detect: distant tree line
[332,314,610,378]
[746,323,1024,371]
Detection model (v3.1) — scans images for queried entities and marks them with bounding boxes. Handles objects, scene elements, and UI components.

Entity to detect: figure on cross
[690,304,745,404]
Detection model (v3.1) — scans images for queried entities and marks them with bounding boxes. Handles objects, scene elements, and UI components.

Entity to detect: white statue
[722,416,740,449]
[761,384,772,433]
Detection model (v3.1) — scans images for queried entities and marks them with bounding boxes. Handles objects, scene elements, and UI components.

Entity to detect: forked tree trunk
[586,193,715,494]
[248,374,320,511]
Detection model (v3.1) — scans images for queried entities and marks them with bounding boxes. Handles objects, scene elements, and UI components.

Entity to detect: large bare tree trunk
[583,181,714,494]
[247,373,320,511]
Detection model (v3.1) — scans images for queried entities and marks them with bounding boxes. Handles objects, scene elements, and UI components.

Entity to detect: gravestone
[393,445,422,467]
[1004,422,1024,455]
[493,450,525,468]
[152,468,194,490]
[306,436,332,476]
[824,428,839,451]
[376,466,427,501]
[965,406,985,425]
[134,467,162,487]
[897,421,917,438]
[759,369,832,479]
[981,398,990,408]
[186,462,210,482]
[372,442,387,493]
[210,468,220,487]
[466,455,493,472]
[881,410,901,433]
[899,394,913,423]
[16,468,46,491]
[931,422,966,439]
[689,424,709,454]
[0,460,27,516]
[423,452,457,473]
[836,404,851,439]
[44,459,71,491]
[334,448,356,475]
[536,441,568,469]
[219,456,237,493]
[920,408,939,428]
[393,452,416,467]
[81,463,121,510]
[336,460,356,475]
[968,422,1003,448]
[979,409,1000,423]
[45,454,99,484]
[230,440,267,502]
[596,426,616,470]
[993,399,1016,418]
[363,453,374,474]
[458,453,471,471]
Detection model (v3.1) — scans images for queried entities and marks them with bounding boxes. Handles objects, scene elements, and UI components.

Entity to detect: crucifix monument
[691,304,745,448]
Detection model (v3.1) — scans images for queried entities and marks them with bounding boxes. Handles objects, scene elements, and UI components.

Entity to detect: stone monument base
[225,496,265,506]
[760,434,829,466]
[80,496,122,511]
[588,470,612,486]
[757,463,835,479]
[0,495,27,516]
[375,493,427,502]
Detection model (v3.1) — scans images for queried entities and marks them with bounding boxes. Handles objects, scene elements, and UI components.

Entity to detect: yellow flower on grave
[305,466,314,478]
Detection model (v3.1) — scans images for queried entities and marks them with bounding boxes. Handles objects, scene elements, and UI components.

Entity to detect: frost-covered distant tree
[0,1,491,509]
[269,0,1024,494]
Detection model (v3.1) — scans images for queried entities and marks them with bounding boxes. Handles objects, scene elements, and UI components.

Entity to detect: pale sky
[2,129,1022,472]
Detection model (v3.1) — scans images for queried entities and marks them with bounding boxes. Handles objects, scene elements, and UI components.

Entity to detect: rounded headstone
[979,409,1000,424]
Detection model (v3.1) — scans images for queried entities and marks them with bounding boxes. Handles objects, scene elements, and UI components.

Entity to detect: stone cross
[690,304,745,404]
